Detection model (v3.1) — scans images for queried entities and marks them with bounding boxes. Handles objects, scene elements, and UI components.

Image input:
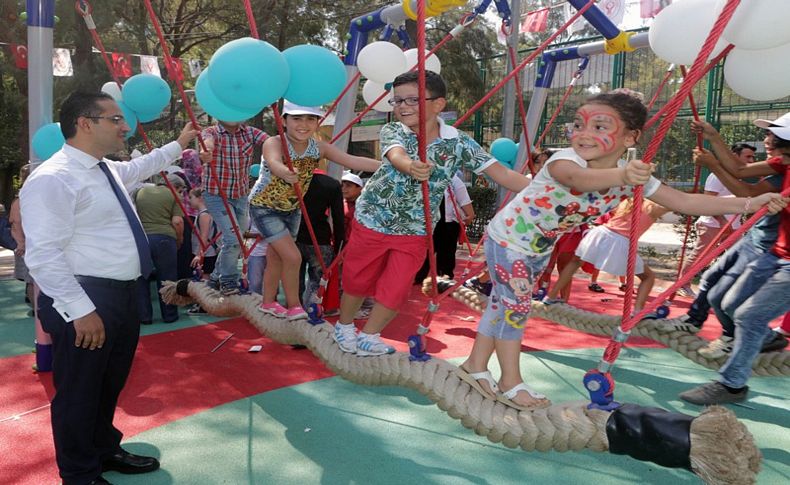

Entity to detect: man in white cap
[678,113,790,405]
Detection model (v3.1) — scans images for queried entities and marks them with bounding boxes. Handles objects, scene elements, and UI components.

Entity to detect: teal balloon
[249,163,261,178]
[118,101,138,139]
[31,123,65,159]
[490,138,518,165]
[136,109,162,123]
[196,69,259,122]
[283,44,346,106]
[122,74,171,115]
[208,37,289,111]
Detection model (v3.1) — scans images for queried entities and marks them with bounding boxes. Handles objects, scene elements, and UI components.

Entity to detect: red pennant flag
[520,8,549,33]
[641,0,672,18]
[111,52,133,78]
[167,58,184,82]
[10,44,27,70]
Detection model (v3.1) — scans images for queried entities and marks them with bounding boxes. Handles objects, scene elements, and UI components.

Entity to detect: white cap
[754,112,790,140]
[341,171,363,187]
[283,100,323,117]
[130,149,143,159]
[165,165,183,175]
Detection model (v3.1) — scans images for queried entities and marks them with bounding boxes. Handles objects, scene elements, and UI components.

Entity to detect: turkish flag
[167,58,184,82]
[10,44,27,69]
[111,52,133,78]
[520,8,549,33]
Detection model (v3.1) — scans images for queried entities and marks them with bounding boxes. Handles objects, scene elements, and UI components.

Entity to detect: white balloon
[648,0,728,66]
[403,48,441,74]
[101,81,123,101]
[357,41,407,84]
[362,80,393,113]
[719,0,790,50]
[724,43,790,101]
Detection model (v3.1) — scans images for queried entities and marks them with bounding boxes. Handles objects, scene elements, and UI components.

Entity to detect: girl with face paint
[458,90,788,412]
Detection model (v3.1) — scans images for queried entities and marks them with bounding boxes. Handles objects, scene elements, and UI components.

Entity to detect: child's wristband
[743,197,752,214]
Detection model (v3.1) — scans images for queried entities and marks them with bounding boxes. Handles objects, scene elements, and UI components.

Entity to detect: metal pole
[500,0,520,139]
[327,65,362,179]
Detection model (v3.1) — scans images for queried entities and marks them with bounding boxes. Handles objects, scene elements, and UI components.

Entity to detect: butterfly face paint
[569,105,626,160]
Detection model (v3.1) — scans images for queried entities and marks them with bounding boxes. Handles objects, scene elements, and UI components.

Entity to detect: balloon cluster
[490,138,519,169]
[649,0,790,101]
[195,38,346,122]
[357,42,442,113]
[100,74,171,139]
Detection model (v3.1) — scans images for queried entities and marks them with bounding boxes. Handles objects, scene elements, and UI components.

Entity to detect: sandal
[588,283,605,293]
[497,382,551,411]
[456,366,498,399]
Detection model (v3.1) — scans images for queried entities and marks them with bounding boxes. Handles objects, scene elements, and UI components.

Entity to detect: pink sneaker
[286,306,308,321]
[258,302,287,317]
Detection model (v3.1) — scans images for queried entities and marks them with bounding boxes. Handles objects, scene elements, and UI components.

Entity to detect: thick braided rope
[420,278,789,377]
[160,280,761,484]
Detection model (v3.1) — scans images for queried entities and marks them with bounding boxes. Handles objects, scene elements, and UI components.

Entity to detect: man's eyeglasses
[387,96,440,107]
[85,115,126,125]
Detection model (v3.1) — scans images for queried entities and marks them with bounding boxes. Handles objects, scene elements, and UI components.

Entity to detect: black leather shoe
[102,449,160,474]
[89,476,113,484]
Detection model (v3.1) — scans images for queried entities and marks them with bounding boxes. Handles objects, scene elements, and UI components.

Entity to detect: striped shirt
[202,124,268,199]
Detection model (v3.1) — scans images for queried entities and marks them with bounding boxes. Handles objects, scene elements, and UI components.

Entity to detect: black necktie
[98,161,153,279]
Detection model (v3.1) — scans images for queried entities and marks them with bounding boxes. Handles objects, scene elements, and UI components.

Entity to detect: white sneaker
[356,332,395,356]
[333,323,358,353]
[677,286,697,298]
[699,336,734,359]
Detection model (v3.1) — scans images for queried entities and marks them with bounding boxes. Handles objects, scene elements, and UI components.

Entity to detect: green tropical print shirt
[355,119,495,235]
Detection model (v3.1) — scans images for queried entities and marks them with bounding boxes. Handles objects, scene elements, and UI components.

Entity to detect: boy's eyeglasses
[387,96,439,107]
[85,115,126,125]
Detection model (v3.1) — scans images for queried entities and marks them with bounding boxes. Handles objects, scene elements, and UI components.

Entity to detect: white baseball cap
[341,171,363,187]
[283,100,323,117]
[754,112,790,140]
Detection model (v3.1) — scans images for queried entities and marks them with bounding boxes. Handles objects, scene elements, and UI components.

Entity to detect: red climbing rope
[534,60,588,150]
[141,0,250,276]
[75,0,210,256]
[506,43,537,176]
[606,0,742,367]
[645,64,675,111]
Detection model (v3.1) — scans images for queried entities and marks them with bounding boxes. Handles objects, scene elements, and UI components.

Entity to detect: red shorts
[342,220,428,310]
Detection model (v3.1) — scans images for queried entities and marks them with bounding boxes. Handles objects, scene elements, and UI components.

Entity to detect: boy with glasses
[333,70,533,356]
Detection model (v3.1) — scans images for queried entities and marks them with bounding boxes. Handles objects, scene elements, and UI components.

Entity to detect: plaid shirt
[202,124,268,199]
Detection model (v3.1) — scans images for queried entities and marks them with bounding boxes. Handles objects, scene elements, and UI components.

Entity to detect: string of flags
[5,43,204,79]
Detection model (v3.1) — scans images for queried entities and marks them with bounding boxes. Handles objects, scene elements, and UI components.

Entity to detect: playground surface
[1,273,788,485]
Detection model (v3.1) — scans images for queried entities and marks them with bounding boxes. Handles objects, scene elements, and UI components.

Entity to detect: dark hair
[59,91,116,139]
[584,91,647,132]
[773,132,790,148]
[392,70,447,99]
[731,142,756,154]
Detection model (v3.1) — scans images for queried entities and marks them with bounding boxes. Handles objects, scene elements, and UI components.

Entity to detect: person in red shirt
[199,120,268,295]
[680,114,790,405]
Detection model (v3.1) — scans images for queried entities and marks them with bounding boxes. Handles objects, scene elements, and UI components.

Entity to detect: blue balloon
[208,37,290,111]
[117,101,138,139]
[196,69,260,122]
[283,44,347,106]
[249,163,261,178]
[490,138,518,164]
[122,74,171,115]
[31,123,65,159]
[136,109,162,123]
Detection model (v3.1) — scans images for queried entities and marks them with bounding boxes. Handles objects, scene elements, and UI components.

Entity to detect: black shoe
[761,331,789,353]
[88,476,113,484]
[140,320,152,326]
[588,283,605,293]
[102,449,160,475]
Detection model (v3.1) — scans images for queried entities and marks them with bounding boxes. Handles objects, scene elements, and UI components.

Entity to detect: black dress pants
[38,277,141,485]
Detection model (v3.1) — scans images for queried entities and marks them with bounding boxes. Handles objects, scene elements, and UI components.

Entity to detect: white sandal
[497,382,551,411]
[456,366,498,399]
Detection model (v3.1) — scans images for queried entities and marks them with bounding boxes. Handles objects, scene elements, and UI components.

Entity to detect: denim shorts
[249,205,301,243]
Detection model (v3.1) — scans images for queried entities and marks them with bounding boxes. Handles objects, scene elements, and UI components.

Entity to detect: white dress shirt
[443,174,472,223]
[21,141,183,322]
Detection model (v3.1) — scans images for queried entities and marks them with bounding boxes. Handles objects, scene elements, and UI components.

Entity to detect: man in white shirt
[678,142,756,297]
[20,91,198,485]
